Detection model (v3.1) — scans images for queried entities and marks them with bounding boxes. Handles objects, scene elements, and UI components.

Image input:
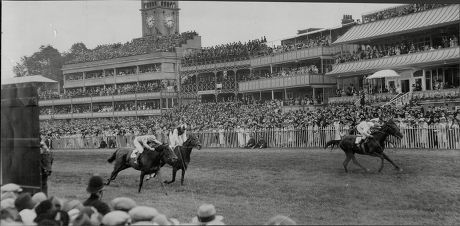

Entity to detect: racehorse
[160,135,202,185]
[106,144,178,192]
[324,139,341,150]
[328,120,403,173]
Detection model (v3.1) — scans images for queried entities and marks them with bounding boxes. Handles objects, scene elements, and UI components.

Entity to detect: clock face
[164,14,175,28]
[146,15,155,28]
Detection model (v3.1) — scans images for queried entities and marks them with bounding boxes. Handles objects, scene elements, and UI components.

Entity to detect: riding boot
[133,152,139,165]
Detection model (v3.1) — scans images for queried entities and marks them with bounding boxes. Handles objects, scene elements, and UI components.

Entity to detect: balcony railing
[63,71,176,89]
[249,46,342,67]
[38,90,176,106]
[239,73,336,92]
[39,109,163,120]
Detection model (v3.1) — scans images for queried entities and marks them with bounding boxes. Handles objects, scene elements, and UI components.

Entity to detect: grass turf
[49,148,460,225]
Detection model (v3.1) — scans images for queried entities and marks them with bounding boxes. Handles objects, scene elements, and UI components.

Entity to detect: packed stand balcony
[65,31,198,64]
[114,102,136,112]
[38,90,61,100]
[71,105,91,114]
[362,4,450,24]
[259,35,331,57]
[182,37,269,66]
[334,35,459,64]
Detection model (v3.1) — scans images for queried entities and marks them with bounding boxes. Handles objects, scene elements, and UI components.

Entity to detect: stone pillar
[271,90,274,100]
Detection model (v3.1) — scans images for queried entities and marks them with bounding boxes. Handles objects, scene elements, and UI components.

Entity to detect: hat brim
[86,186,104,194]
[191,215,224,224]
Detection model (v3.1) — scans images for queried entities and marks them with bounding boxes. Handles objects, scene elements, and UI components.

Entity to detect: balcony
[39,108,163,120]
[180,59,250,72]
[64,71,176,89]
[249,46,342,67]
[328,47,460,77]
[239,73,337,92]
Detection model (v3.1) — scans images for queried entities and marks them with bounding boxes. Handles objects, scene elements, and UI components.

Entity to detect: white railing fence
[50,126,460,150]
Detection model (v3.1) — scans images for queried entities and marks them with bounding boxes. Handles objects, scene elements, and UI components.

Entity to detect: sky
[1,1,402,83]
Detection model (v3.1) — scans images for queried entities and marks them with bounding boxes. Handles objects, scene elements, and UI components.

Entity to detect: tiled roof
[327,47,460,77]
[334,4,460,44]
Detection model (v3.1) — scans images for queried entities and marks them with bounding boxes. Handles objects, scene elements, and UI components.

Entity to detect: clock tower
[141,0,180,37]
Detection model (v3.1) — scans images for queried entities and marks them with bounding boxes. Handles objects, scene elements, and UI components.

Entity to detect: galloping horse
[106,144,178,192]
[161,135,202,185]
[329,120,404,173]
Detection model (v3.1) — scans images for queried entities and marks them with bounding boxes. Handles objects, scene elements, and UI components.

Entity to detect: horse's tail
[325,140,341,149]
[107,150,117,163]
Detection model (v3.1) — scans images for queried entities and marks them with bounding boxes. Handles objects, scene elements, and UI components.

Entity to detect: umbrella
[366,70,400,79]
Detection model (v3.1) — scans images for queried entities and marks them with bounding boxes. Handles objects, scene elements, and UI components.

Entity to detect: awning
[327,47,460,77]
[366,70,399,79]
[1,75,58,86]
[334,4,460,44]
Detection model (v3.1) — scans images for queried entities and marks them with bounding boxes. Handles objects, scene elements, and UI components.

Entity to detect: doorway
[401,80,410,93]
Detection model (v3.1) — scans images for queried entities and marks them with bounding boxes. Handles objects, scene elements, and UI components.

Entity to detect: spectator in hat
[83,175,111,215]
[101,211,131,226]
[265,215,297,225]
[153,214,180,225]
[128,206,159,223]
[110,197,136,212]
[14,193,36,212]
[32,192,48,207]
[40,140,54,195]
[191,204,225,225]
[1,183,23,194]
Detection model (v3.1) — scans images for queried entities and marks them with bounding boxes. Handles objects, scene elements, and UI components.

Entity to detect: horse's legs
[106,162,129,185]
[138,171,146,193]
[351,154,370,172]
[381,153,402,171]
[376,153,385,172]
[343,153,352,173]
[164,168,177,184]
[180,169,186,186]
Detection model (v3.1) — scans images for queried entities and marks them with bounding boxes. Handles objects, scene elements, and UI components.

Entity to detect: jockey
[356,118,381,150]
[131,134,162,165]
[169,122,187,150]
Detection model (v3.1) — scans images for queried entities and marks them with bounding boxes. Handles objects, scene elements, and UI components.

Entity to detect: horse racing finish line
[49,148,460,225]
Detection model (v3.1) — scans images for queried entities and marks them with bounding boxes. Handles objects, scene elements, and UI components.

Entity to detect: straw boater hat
[191,204,224,225]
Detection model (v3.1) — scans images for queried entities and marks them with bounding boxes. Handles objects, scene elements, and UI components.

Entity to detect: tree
[62,42,88,63]
[13,45,64,89]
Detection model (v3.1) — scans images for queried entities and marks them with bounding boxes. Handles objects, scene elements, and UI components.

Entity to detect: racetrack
[49,148,460,225]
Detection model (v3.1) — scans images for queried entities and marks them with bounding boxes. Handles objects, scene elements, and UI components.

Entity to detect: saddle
[355,136,370,154]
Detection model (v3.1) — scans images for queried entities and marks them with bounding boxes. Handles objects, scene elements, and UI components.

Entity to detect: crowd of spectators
[40,100,162,115]
[259,35,331,56]
[247,65,320,81]
[1,180,295,225]
[362,4,450,24]
[181,37,268,66]
[335,35,459,64]
[65,31,198,64]
[40,98,459,138]
[38,90,61,100]
[39,81,169,100]
[181,34,333,66]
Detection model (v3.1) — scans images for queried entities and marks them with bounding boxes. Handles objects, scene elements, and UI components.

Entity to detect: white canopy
[1,75,57,86]
[366,70,400,80]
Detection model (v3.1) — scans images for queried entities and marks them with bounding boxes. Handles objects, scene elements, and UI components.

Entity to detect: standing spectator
[40,141,53,195]
[83,175,111,215]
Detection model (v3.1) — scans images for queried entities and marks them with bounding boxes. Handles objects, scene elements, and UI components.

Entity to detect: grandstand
[38,3,460,122]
